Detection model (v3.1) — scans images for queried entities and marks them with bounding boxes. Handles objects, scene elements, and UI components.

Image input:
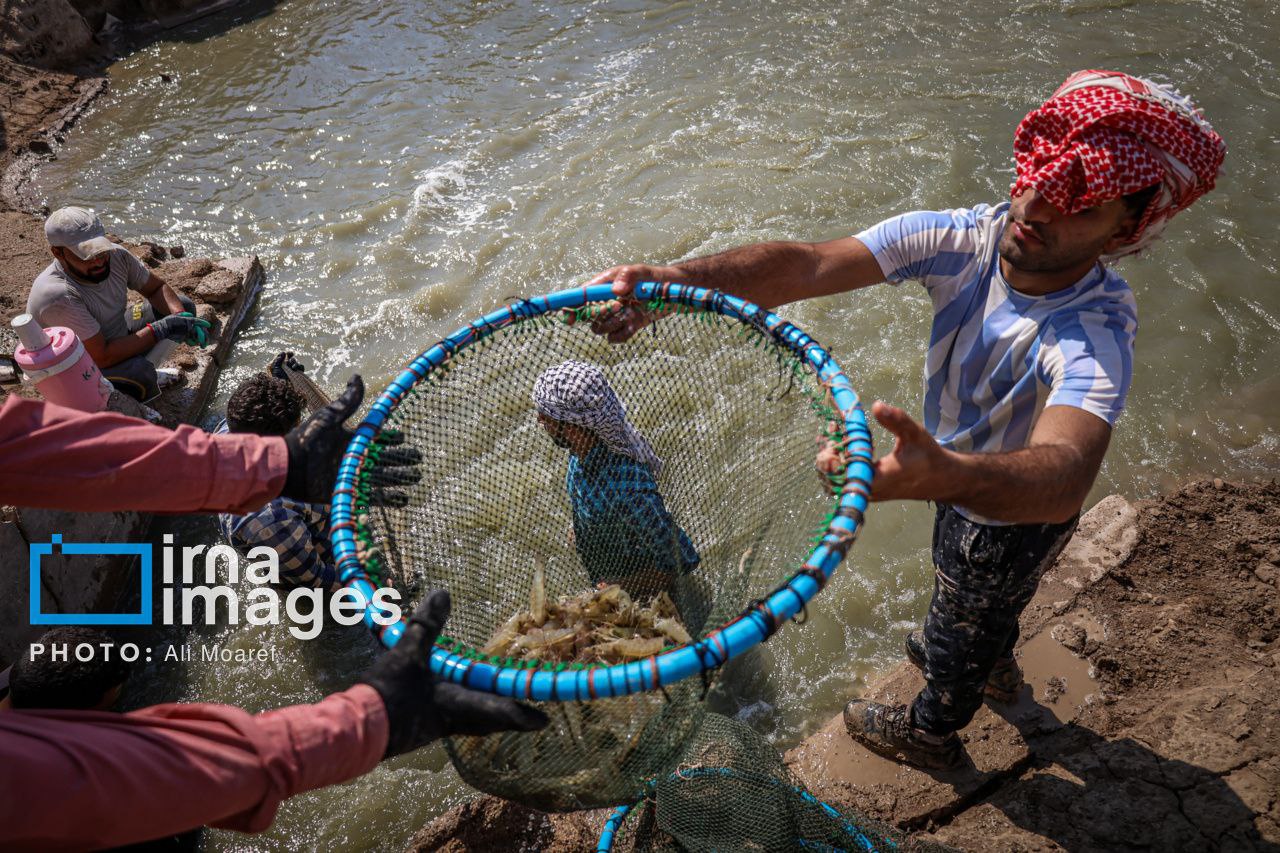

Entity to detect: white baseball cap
[44,207,116,260]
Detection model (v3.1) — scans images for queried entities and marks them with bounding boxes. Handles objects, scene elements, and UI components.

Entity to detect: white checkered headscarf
[532,360,663,475]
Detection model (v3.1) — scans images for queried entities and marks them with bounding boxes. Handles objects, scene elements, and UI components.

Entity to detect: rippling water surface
[34,0,1279,848]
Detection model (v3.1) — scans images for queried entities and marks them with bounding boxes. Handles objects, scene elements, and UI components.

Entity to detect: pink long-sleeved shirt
[1,397,387,847]
[0,684,389,851]
[0,395,288,514]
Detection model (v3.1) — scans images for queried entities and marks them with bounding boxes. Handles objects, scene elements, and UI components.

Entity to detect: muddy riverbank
[0,0,274,211]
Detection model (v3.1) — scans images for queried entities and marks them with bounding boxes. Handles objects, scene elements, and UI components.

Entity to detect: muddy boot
[904,630,928,670]
[904,631,1024,704]
[843,699,962,770]
[983,656,1023,703]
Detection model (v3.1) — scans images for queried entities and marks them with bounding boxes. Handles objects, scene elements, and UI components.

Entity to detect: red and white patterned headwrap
[1011,70,1226,261]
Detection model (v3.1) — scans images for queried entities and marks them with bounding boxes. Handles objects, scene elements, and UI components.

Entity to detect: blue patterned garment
[215,421,339,591]
[566,444,699,585]
[857,204,1137,450]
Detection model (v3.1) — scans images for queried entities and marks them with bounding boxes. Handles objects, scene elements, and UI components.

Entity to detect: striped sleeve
[854,208,984,288]
[1039,306,1137,427]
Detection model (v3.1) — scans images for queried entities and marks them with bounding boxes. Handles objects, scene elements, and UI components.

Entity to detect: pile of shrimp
[481,561,693,664]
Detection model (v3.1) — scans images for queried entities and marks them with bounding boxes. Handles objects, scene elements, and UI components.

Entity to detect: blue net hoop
[596,803,636,852]
[331,281,872,700]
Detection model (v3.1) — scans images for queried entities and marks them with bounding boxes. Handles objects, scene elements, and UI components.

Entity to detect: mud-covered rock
[151,256,244,306]
[0,0,95,71]
[192,267,242,305]
[2,1,253,72]
[130,240,168,267]
[159,257,220,299]
[1051,623,1087,655]
[407,796,605,853]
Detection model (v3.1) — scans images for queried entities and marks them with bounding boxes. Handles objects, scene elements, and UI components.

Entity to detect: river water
[33,0,1279,848]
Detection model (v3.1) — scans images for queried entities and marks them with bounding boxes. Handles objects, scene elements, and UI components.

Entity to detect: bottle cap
[11,314,51,352]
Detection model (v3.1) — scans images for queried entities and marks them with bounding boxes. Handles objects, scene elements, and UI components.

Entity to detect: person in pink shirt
[0,375,407,514]
[1,591,545,851]
[0,379,549,849]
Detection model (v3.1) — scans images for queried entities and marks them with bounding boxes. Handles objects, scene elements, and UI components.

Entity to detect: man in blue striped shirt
[586,71,1223,769]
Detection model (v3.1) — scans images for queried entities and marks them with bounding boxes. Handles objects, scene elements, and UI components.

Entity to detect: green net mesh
[607,714,951,853]
[356,304,850,809]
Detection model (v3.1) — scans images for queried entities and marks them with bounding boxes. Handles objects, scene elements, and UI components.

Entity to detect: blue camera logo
[29,534,153,626]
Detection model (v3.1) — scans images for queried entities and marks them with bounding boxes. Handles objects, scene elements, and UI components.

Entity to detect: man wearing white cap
[26,206,210,401]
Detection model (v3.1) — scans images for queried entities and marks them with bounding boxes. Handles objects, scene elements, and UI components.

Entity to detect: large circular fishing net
[332,282,872,810]
[597,713,953,852]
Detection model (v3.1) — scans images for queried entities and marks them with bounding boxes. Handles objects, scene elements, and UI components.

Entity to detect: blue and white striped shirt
[857,203,1137,518]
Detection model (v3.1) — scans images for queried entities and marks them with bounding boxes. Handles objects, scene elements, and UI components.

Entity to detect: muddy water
[33,0,1280,848]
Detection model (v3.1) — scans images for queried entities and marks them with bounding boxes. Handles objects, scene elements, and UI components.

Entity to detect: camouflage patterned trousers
[910,503,1078,736]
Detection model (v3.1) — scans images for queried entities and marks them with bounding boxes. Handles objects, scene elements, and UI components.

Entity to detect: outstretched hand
[358,591,549,757]
[584,263,685,343]
[280,375,423,505]
[866,401,954,503]
[815,401,955,501]
[269,351,307,380]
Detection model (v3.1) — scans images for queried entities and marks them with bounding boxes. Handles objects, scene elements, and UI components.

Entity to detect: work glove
[147,312,212,346]
[280,375,423,506]
[269,351,307,380]
[185,320,209,348]
[358,590,549,757]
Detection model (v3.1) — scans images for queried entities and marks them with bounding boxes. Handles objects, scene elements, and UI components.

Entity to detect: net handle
[596,802,635,852]
[330,281,874,700]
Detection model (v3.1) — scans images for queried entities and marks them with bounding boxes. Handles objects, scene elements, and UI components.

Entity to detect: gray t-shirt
[26,247,152,341]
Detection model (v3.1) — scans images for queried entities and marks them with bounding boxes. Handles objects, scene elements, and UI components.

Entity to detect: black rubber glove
[280,375,423,505]
[378,427,407,446]
[358,590,549,757]
[147,312,212,343]
[269,351,307,380]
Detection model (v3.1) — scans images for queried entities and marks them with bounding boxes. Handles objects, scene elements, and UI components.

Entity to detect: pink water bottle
[12,313,111,412]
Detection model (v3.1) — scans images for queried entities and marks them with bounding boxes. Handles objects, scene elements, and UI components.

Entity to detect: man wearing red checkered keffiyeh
[1011,70,1225,263]
[586,70,1224,771]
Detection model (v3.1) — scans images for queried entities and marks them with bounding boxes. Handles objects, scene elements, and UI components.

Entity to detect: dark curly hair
[9,626,131,710]
[226,373,304,436]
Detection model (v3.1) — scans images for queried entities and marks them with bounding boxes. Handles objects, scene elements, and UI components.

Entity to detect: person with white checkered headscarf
[533,361,697,595]
[532,360,663,474]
